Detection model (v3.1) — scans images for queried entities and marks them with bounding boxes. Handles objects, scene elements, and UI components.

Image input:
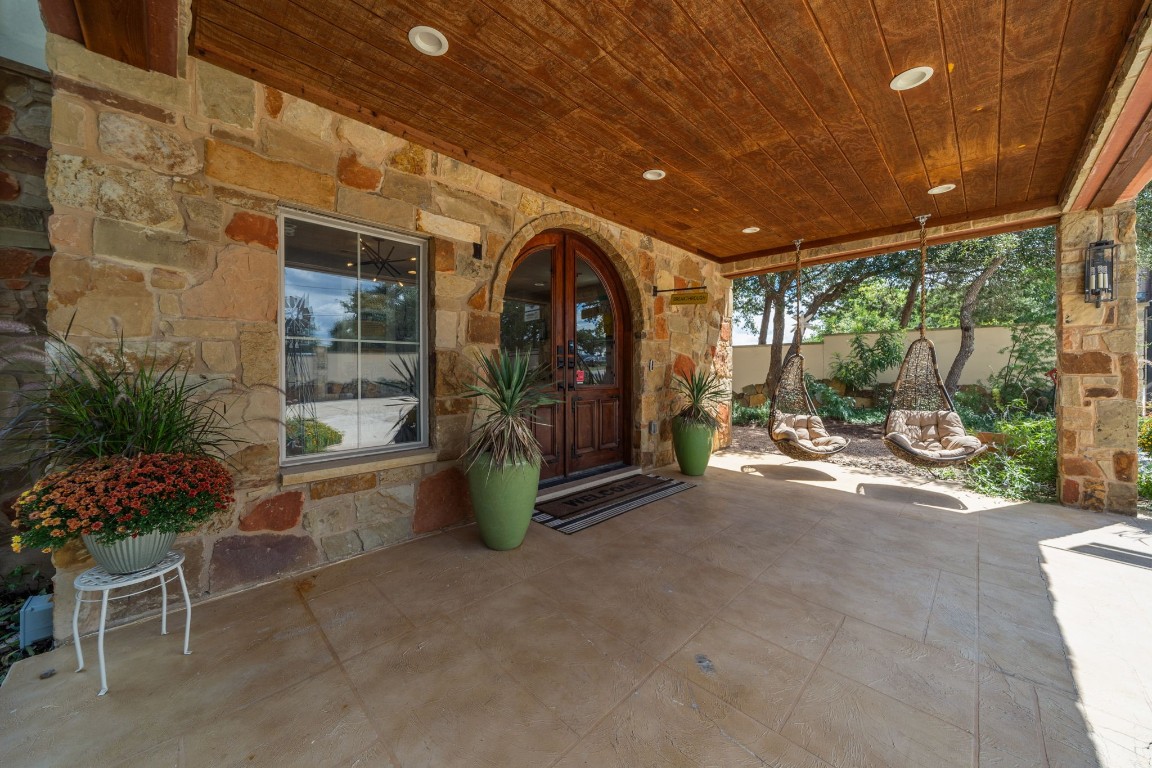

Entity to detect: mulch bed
[725,423,942,480]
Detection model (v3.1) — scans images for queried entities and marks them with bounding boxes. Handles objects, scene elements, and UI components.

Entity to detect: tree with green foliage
[734,226,1056,396]
[731,252,911,391]
[1136,183,1152,269]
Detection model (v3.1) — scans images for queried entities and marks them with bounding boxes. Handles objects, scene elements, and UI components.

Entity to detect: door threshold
[536,464,643,503]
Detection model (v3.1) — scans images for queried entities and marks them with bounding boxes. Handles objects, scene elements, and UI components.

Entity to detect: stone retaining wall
[41,34,732,636]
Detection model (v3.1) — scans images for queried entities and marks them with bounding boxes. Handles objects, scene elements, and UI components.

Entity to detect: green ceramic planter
[466,454,541,550]
[672,419,715,476]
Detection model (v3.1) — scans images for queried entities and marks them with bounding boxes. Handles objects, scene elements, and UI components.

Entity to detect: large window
[280,212,427,464]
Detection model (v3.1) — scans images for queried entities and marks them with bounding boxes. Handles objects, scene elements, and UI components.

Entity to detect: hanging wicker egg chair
[882,216,988,468]
[768,240,850,461]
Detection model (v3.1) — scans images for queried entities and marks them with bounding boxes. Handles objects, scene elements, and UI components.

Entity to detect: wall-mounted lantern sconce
[1084,240,1117,307]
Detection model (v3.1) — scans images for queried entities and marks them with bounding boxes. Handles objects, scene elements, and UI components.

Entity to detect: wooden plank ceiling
[189,0,1146,263]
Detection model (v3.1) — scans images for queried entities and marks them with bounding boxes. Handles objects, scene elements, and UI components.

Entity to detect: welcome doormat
[533,474,695,534]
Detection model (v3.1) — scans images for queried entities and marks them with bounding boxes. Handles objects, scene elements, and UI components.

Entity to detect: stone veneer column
[1056,203,1138,514]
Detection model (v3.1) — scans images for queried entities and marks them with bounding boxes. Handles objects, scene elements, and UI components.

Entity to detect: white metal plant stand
[72,550,191,695]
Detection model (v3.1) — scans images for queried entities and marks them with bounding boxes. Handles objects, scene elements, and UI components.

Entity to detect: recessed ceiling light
[890,66,934,91]
[409,257,417,261]
[533,282,546,287]
[409,26,449,56]
[407,270,417,275]
[642,169,666,181]
[928,183,956,195]
[742,226,760,234]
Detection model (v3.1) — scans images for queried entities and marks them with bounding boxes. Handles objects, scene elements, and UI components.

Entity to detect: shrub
[285,417,344,454]
[732,403,771,427]
[1139,416,1152,455]
[1139,454,1152,500]
[963,415,1057,501]
[804,376,856,421]
[986,324,1056,410]
[841,407,886,425]
[829,326,905,394]
[955,404,1000,433]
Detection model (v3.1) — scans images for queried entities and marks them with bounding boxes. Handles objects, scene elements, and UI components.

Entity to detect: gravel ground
[724,423,942,481]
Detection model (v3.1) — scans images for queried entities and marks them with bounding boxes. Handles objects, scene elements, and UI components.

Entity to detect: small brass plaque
[669,291,708,306]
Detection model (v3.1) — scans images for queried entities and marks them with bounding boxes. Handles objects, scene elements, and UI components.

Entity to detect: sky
[731,316,798,346]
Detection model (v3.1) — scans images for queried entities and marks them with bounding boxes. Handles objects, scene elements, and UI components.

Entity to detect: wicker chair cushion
[772,414,849,453]
[885,410,982,458]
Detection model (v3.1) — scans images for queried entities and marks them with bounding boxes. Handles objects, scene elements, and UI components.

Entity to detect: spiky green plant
[672,368,729,430]
[463,350,556,470]
[1,333,236,471]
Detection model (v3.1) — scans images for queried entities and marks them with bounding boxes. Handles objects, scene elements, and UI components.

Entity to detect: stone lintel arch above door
[487,212,647,324]
[497,228,636,482]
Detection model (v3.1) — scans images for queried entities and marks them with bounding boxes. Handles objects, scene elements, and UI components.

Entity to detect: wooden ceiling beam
[38,0,83,42]
[1065,2,1152,209]
[39,0,179,76]
[719,201,1060,276]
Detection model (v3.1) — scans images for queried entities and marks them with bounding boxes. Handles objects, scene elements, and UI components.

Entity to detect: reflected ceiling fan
[359,237,402,283]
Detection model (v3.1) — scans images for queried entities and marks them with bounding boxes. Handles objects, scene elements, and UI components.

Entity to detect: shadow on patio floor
[2,452,1150,766]
[854,482,969,510]
[740,463,838,482]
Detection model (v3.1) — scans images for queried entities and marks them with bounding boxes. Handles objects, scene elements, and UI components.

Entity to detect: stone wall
[0,58,53,579]
[1055,203,1138,514]
[41,34,731,636]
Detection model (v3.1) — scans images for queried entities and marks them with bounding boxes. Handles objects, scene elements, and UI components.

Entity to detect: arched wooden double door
[500,231,631,482]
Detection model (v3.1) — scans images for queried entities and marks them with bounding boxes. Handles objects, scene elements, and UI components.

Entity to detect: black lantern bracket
[1084,239,1118,308]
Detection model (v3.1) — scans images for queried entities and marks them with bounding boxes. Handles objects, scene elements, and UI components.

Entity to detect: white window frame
[278,208,430,466]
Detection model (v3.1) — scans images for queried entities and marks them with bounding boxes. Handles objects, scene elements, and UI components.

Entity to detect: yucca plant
[671,368,729,429]
[463,349,556,469]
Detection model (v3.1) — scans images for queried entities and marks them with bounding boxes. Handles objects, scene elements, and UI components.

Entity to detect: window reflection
[282,217,424,460]
[574,257,615,387]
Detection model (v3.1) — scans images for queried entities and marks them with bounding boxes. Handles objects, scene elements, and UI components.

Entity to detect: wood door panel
[533,403,563,480]
[599,398,620,450]
[572,398,598,455]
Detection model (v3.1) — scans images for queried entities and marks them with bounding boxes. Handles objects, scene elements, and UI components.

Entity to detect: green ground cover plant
[963,414,1057,501]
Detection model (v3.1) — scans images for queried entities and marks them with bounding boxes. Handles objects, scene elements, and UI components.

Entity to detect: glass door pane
[500,249,553,367]
[573,256,616,388]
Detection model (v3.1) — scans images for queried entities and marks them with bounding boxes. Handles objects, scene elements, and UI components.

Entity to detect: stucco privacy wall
[731,326,1038,392]
[1056,203,1138,514]
[41,34,732,636]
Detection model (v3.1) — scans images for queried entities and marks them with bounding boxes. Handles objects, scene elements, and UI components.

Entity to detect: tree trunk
[765,279,789,391]
[944,252,1008,393]
[899,279,919,328]
[756,274,771,345]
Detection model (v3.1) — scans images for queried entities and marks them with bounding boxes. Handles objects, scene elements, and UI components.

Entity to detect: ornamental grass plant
[11,453,234,553]
[1,334,235,471]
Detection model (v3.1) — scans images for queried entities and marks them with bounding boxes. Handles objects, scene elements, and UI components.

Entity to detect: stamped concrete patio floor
[3,449,1151,767]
